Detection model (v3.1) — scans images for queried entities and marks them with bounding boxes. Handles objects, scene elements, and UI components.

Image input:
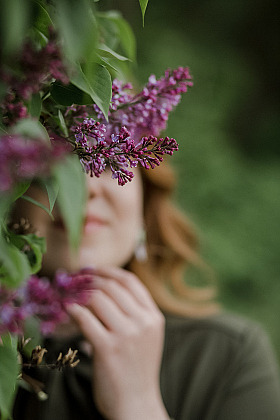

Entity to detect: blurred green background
[102,0,280,359]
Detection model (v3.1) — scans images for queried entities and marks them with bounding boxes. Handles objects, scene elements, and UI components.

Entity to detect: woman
[13,161,280,420]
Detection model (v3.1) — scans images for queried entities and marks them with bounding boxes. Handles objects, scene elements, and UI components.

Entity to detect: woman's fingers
[67,267,167,420]
[91,276,145,319]
[67,266,165,347]
[67,266,162,338]
[92,266,158,311]
[67,303,108,345]
[68,274,149,336]
[87,287,134,331]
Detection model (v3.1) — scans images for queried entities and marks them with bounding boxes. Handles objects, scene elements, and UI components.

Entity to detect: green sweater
[14,313,280,420]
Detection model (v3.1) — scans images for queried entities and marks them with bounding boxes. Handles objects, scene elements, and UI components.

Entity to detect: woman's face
[14,169,144,277]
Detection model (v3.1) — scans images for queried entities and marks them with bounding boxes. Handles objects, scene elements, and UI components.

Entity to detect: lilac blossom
[0,29,68,127]
[63,67,189,182]
[0,270,94,336]
[74,119,179,185]
[65,67,192,144]
[1,99,29,127]
[0,134,69,192]
[106,67,193,141]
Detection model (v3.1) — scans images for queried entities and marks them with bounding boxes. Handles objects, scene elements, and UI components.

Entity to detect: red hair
[128,160,220,317]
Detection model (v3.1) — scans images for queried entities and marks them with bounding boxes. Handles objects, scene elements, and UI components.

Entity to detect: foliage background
[101,0,280,360]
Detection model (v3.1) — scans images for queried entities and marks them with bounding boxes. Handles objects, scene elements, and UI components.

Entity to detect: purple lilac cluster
[74,118,179,185]
[96,67,193,141]
[0,270,94,336]
[0,134,69,192]
[64,67,192,145]
[64,67,190,182]
[0,29,68,127]
[93,79,134,120]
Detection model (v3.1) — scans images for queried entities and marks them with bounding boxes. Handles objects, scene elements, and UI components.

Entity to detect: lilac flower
[0,270,94,336]
[63,67,190,178]
[0,134,69,192]
[1,67,184,191]
[1,99,28,127]
[74,119,179,185]
[0,302,27,335]
[71,66,193,143]
[0,28,68,127]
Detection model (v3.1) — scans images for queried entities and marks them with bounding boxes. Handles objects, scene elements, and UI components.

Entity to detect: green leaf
[0,235,31,288]
[55,0,98,63]
[0,125,9,136]
[50,82,93,106]
[139,0,149,26]
[21,195,54,220]
[22,316,42,357]
[0,334,20,419]
[0,182,30,225]
[95,54,119,73]
[97,12,136,62]
[97,44,130,62]
[96,12,121,51]
[25,234,46,255]
[43,178,59,212]
[96,55,122,74]
[114,19,136,62]
[32,1,53,38]
[8,232,46,275]
[71,63,112,119]
[11,118,50,144]
[0,0,32,56]
[0,194,12,223]
[8,233,46,256]
[27,93,42,119]
[58,110,69,138]
[31,27,48,47]
[53,154,86,250]
[10,182,31,203]
[24,242,44,275]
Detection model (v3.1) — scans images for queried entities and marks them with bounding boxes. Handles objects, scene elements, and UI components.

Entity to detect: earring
[134,227,148,262]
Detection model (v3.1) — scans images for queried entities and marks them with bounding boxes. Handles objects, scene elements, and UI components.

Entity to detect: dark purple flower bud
[0,269,96,336]
[0,134,69,192]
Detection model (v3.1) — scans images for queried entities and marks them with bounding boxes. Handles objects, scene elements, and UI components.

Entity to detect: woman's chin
[40,254,80,277]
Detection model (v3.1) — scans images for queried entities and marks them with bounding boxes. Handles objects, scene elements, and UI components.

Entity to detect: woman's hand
[67,266,169,420]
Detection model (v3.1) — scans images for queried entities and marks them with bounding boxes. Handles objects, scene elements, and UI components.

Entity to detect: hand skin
[67,266,170,420]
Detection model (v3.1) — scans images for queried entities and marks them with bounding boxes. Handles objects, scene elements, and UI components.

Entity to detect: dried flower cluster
[8,217,35,235]
[23,345,80,369]
[0,270,94,336]
[19,340,80,399]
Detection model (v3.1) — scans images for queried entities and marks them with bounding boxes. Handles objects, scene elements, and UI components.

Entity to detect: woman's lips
[53,215,107,233]
[83,215,107,233]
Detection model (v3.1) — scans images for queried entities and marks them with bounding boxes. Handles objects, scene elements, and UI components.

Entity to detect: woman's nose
[86,174,102,199]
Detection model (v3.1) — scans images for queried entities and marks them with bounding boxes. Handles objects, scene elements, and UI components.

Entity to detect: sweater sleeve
[161,314,280,420]
[215,324,280,420]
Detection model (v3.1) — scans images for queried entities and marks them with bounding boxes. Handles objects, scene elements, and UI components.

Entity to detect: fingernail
[66,303,80,315]
[79,267,96,275]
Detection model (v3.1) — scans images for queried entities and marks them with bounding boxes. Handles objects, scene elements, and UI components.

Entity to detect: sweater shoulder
[162,311,275,366]
[164,311,264,343]
[162,311,280,401]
